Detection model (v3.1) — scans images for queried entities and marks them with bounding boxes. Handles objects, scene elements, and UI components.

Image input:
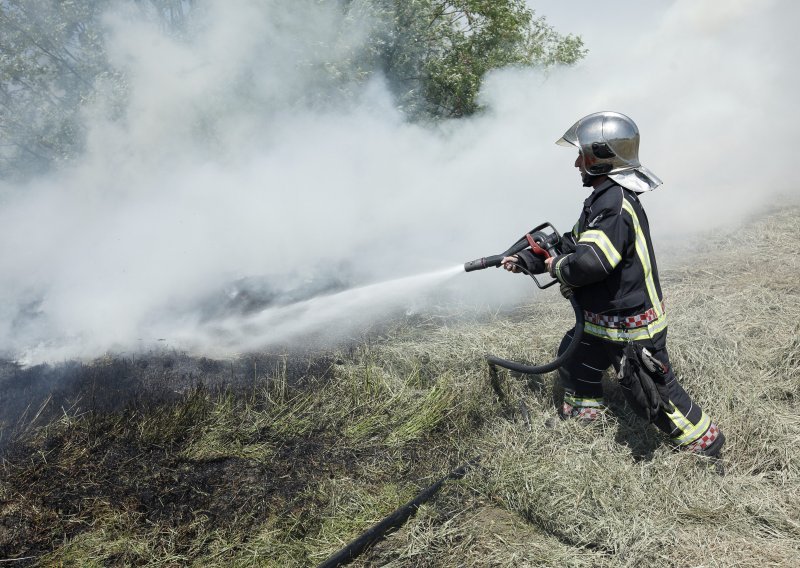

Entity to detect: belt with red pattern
[583,301,665,329]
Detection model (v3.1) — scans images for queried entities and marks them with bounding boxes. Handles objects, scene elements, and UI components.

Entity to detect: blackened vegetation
[0,351,323,560]
[0,350,332,447]
[0,346,452,565]
[3,406,323,562]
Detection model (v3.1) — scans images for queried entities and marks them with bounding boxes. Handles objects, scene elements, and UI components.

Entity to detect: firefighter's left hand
[501,256,521,273]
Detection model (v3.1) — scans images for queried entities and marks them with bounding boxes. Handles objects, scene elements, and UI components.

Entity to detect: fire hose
[486,293,584,373]
[464,222,585,375]
[317,458,479,568]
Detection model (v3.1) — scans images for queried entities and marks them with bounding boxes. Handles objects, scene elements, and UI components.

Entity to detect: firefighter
[503,111,724,458]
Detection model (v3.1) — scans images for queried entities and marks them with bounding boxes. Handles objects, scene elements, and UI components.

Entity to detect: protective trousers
[556,328,712,447]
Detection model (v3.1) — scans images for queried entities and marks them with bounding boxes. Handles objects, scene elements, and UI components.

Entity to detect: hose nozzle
[464,254,504,272]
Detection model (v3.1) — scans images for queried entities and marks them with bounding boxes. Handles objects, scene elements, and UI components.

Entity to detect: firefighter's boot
[545,393,606,428]
[678,423,725,457]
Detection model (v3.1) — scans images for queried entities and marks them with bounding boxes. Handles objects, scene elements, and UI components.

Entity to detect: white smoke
[0,0,796,362]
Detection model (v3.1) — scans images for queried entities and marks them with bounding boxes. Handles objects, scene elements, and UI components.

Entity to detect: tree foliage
[0,0,193,179]
[0,0,584,178]
[373,0,586,118]
[0,0,107,177]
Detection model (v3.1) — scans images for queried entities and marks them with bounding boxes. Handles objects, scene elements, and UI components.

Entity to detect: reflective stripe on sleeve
[578,229,622,268]
[554,255,572,286]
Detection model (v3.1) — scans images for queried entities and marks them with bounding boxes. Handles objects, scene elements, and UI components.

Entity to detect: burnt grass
[0,350,333,438]
[3,208,798,566]
[4,412,329,562]
[0,353,296,561]
[0,348,455,565]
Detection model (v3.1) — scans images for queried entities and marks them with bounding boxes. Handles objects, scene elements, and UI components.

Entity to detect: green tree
[371,0,586,117]
[0,1,584,179]
[0,0,106,177]
[0,0,193,179]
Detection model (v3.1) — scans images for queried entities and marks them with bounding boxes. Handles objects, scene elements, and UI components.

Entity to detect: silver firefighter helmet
[556,111,662,192]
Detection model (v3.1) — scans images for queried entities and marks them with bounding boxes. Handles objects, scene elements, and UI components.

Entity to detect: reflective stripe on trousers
[556,328,711,445]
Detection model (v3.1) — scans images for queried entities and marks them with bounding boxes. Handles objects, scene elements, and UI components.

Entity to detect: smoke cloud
[0,0,796,363]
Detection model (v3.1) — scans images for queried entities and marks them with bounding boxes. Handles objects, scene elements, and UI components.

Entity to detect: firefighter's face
[576,152,593,187]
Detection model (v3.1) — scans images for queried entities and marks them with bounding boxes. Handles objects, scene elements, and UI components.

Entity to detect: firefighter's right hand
[501,256,521,273]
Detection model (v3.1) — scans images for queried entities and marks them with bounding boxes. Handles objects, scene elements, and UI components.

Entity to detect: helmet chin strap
[581,171,594,187]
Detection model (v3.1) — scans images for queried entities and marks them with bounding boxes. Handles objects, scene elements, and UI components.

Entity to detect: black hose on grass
[487,293,585,376]
[317,458,480,568]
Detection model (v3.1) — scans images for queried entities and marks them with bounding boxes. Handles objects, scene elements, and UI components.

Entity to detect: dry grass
[1,207,799,567]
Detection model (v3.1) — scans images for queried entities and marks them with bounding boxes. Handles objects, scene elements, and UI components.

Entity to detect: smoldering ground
[0,0,797,365]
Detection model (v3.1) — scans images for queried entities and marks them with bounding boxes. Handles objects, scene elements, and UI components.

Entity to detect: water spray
[463,222,585,375]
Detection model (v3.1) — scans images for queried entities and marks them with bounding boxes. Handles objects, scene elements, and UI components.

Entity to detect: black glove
[618,342,673,423]
[516,250,547,274]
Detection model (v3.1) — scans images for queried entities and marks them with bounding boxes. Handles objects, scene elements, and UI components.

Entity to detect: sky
[0,0,796,363]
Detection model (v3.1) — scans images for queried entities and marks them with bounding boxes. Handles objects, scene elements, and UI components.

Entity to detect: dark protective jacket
[550,178,667,342]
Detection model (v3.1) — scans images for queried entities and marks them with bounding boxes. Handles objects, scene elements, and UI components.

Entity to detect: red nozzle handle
[526,234,551,259]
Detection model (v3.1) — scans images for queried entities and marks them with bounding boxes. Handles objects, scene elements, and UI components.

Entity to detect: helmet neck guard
[557,111,663,192]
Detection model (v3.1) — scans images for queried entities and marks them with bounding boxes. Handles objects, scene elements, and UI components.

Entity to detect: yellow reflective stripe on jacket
[583,314,668,342]
[578,229,622,268]
[665,407,711,445]
[620,199,664,318]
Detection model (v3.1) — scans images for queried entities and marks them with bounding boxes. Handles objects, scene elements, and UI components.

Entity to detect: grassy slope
[1,208,798,567]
